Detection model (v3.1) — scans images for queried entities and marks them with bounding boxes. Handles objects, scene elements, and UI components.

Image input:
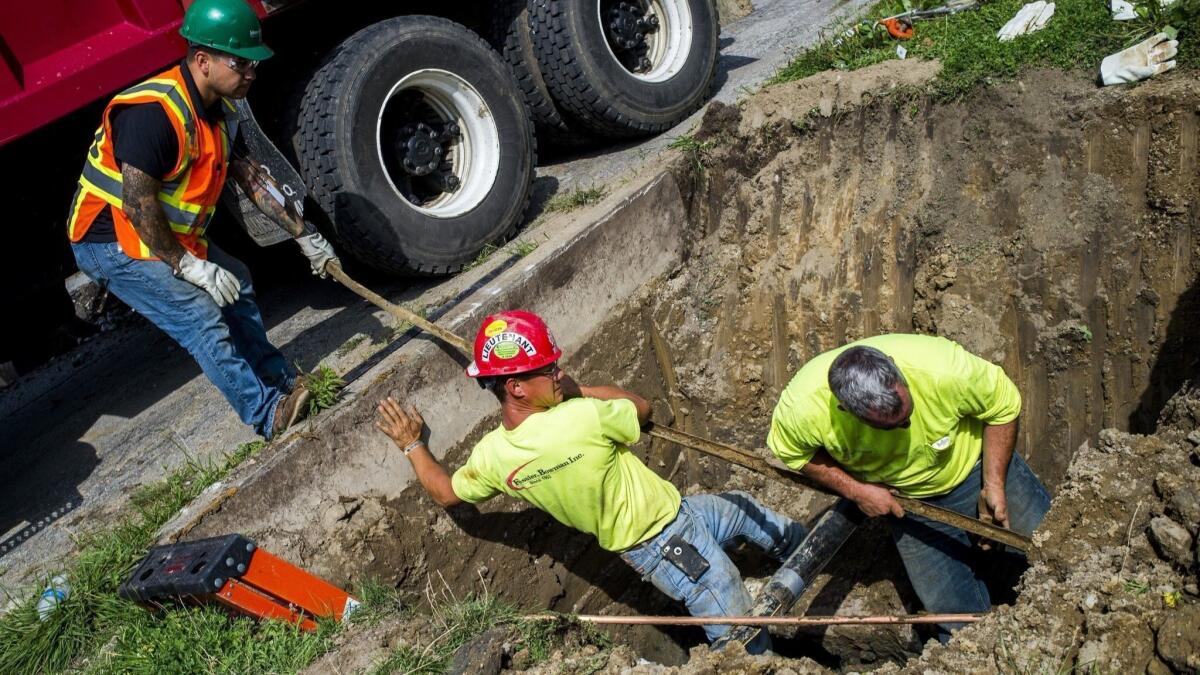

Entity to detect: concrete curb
[158,168,690,558]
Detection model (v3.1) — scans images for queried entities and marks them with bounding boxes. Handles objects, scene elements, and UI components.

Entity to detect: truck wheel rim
[598,0,692,83]
[376,69,501,218]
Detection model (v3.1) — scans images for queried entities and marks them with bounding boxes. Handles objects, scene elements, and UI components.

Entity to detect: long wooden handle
[326,261,472,354]
[326,263,1031,552]
[644,424,1031,551]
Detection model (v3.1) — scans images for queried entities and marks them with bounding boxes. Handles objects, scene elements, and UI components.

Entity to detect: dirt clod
[1149,517,1196,570]
[448,627,507,675]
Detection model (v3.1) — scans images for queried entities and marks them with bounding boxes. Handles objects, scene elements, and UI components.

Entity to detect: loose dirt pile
[286,59,1200,672]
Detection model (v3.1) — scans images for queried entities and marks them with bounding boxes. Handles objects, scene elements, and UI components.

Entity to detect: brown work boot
[271,383,311,438]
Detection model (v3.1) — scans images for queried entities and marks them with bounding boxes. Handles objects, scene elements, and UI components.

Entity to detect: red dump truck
[0,0,719,374]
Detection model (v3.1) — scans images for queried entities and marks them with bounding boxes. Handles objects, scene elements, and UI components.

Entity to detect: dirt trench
[297,61,1200,671]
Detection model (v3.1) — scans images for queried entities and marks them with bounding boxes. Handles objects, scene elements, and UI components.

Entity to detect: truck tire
[489,0,595,148]
[531,0,719,138]
[293,16,536,275]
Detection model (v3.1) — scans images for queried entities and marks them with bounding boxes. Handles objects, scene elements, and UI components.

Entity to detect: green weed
[466,243,499,270]
[668,134,717,174]
[508,237,540,258]
[304,365,345,416]
[1124,578,1151,594]
[545,186,608,213]
[465,235,543,272]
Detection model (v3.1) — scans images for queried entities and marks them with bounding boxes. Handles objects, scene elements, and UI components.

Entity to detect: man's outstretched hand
[376,397,423,449]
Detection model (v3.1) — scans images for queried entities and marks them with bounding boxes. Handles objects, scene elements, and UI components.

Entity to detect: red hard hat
[466,310,563,378]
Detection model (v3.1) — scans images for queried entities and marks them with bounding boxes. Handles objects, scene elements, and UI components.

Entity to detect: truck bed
[0,0,273,146]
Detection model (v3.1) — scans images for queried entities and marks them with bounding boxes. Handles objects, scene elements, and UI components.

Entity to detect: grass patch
[0,441,271,673]
[369,586,609,675]
[0,434,416,674]
[304,365,345,416]
[508,237,540,258]
[465,235,545,271]
[545,185,608,213]
[773,0,1199,100]
[467,243,499,270]
[334,334,367,358]
[668,133,717,173]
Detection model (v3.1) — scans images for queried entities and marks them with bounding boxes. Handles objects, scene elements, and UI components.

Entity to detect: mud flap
[220,98,312,247]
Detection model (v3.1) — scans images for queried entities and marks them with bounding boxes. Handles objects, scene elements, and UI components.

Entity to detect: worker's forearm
[801,450,869,501]
[579,385,652,424]
[122,165,187,269]
[231,160,305,236]
[406,442,462,508]
[981,419,1018,489]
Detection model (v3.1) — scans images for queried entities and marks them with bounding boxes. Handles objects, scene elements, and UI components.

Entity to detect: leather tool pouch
[662,534,710,582]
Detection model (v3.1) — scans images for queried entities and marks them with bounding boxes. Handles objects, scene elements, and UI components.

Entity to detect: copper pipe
[523,613,983,626]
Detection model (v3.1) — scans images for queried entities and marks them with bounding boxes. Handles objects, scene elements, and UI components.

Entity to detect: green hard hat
[180,0,274,61]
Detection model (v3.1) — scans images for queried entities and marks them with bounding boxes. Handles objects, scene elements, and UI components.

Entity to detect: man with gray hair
[766,333,1050,642]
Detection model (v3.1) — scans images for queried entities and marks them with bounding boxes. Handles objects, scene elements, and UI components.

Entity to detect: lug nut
[446,176,461,190]
[434,147,443,157]
[427,161,438,171]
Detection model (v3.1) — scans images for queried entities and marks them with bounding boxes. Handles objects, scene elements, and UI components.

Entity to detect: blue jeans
[621,491,808,654]
[890,452,1050,643]
[72,241,294,438]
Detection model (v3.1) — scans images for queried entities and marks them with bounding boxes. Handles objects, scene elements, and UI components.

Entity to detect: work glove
[996,1,1055,41]
[1100,32,1178,86]
[296,232,339,278]
[177,252,241,307]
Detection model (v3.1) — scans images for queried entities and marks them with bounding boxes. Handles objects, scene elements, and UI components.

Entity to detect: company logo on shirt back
[505,453,584,490]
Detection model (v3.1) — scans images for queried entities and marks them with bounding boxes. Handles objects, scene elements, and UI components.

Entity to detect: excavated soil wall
[190,62,1200,669]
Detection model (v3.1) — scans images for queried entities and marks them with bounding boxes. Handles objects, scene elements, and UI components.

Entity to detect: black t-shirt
[84,64,226,242]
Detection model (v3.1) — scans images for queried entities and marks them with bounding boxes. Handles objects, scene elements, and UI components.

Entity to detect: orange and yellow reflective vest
[66,65,239,261]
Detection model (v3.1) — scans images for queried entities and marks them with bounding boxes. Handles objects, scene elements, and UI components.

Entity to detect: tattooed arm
[228,158,306,237]
[122,164,187,269]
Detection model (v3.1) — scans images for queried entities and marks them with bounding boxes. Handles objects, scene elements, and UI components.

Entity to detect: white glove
[1110,0,1137,20]
[296,232,339,278]
[1100,32,1178,85]
[177,252,241,307]
[997,1,1055,41]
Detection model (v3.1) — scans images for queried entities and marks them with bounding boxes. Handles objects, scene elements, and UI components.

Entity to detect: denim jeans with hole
[72,241,294,438]
[889,452,1050,643]
[620,491,808,654]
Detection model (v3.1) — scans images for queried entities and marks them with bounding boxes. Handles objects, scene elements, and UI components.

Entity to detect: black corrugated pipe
[713,498,865,651]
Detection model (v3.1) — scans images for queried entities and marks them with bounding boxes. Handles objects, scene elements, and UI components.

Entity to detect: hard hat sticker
[493,342,520,359]
[484,319,508,337]
[480,332,538,362]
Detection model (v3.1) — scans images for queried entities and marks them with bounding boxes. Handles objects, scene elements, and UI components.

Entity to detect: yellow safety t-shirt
[451,398,681,551]
[767,334,1022,498]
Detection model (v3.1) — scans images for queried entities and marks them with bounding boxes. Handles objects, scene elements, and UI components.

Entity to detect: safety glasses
[221,55,259,75]
[519,363,561,380]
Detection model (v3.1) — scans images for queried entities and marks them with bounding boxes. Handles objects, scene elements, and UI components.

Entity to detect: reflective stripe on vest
[66,66,238,261]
